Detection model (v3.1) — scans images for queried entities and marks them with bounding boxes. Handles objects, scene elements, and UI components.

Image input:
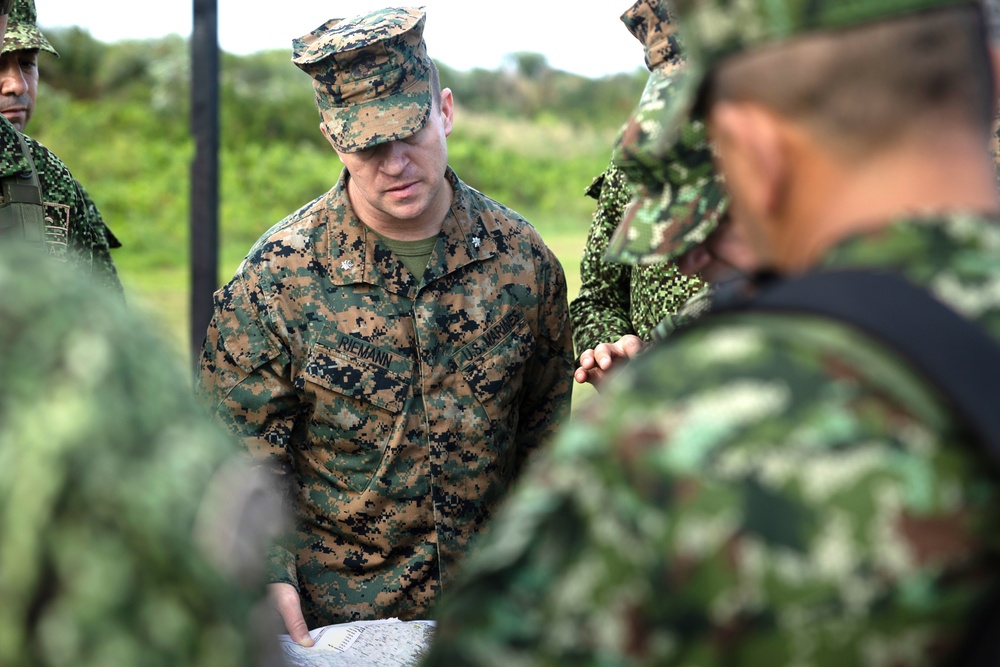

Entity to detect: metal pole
[190,0,220,365]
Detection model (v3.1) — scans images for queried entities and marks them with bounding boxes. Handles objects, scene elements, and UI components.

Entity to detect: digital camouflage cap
[606,65,729,265]
[292,7,433,153]
[4,0,58,57]
[656,0,977,146]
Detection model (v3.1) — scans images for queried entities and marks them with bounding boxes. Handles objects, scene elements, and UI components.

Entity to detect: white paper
[279,618,436,667]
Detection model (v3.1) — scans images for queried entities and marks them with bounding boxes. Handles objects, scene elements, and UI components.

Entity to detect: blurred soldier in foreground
[570,0,705,388]
[423,0,1000,664]
[0,0,122,296]
[197,6,573,646]
[0,247,284,667]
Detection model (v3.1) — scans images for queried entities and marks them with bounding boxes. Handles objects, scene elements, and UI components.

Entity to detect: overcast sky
[34,1,646,79]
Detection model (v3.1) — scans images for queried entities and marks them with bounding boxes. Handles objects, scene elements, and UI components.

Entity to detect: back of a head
[710,4,995,160]
[659,0,993,161]
[0,248,284,667]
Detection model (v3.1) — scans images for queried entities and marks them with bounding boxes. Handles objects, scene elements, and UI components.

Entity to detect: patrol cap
[620,0,685,73]
[656,0,978,151]
[4,0,58,57]
[292,7,433,154]
[606,65,730,265]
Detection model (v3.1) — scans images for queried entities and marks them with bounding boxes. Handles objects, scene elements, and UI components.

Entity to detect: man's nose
[379,141,409,174]
[0,66,26,96]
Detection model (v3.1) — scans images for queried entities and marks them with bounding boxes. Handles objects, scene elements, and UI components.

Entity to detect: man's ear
[319,122,338,150]
[709,101,790,222]
[439,88,455,137]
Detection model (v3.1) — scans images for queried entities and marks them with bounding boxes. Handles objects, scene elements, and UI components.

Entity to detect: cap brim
[322,88,431,154]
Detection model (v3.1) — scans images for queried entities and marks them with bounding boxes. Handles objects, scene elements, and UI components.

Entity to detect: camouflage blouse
[0,118,122,296]
[570,163,702,355]
[197,167,574,627]
[424,212,1000,666]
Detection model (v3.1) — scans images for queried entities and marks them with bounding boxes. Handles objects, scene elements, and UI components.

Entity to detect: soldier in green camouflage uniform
[422,1,1000,665]
[197,7,574,644]
[0,0,122,295]
[0,245,284,667]
[571,0,705,385]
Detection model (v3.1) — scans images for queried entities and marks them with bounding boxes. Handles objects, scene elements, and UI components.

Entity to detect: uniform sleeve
[195,268,303,587]
[75,179,124,299]
[514,243,575,475]
[569,164,636,355]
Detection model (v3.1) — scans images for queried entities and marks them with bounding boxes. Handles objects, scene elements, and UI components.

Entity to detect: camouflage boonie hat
[292,7,432,153]
[606,66,730,265]
[621,0,685,73]
[657,0,977,146]
[4,0,58,57]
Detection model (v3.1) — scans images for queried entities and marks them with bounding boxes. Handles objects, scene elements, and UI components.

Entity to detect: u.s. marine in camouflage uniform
[0,244,283,667]
[570,0,703,368]
[197,7,574,638]
[423,1,1000,665]
[0,0,123,293]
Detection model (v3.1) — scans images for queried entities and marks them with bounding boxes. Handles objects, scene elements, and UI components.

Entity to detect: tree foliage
[29,32,641,275]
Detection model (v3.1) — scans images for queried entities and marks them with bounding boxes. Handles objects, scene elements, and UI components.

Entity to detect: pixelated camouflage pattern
[571,163,703,353]
[607,66,730,264]
[292,7,432,153]
[197,167,574,627]
[0,117,122,295]
[647,283,714,342]
[0,246,283,667]
[423,212,1000,666]
[621,0,686,73]
[4,0,57,56]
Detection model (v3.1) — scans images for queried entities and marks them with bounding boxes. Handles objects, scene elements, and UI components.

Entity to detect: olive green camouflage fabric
[620,0,686,73]
[570,0,706,352]
[422,212,1000,666]
[0,116,122,296]
[293,7,432,153]
[607,65,730,264]
[4,0,58,56]
[657,0,977,141]
[197,167,574,627]
[0,246,284,667]
[571,162,703,353]
[647,283,714,342]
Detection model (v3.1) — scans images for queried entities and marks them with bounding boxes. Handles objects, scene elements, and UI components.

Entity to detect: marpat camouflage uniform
[423,212,1000,666]
[571,163,702,352]
[0,117,122,296]
[198,167,574,627]
[0,246,280,667]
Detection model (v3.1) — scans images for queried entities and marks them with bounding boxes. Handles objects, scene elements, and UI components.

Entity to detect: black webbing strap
[717,268,1000,666]
[0,130,44,248]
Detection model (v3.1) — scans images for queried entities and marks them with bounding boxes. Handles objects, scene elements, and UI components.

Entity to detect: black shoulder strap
[727,269,1000,467]
[0,130,45,249]
[722,268,1000,667]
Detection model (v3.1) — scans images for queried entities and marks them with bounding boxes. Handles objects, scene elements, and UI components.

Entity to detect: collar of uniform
[0,117,35,178]
[821,212,1000,276]
[325,167,499,296]
[421,167,498,287]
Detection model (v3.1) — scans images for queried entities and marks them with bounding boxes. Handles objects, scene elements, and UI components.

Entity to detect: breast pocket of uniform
[456,309,536,425]
[295,342,411,493]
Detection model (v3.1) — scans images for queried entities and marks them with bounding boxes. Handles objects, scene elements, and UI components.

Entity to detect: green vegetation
[29,29,641,409]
